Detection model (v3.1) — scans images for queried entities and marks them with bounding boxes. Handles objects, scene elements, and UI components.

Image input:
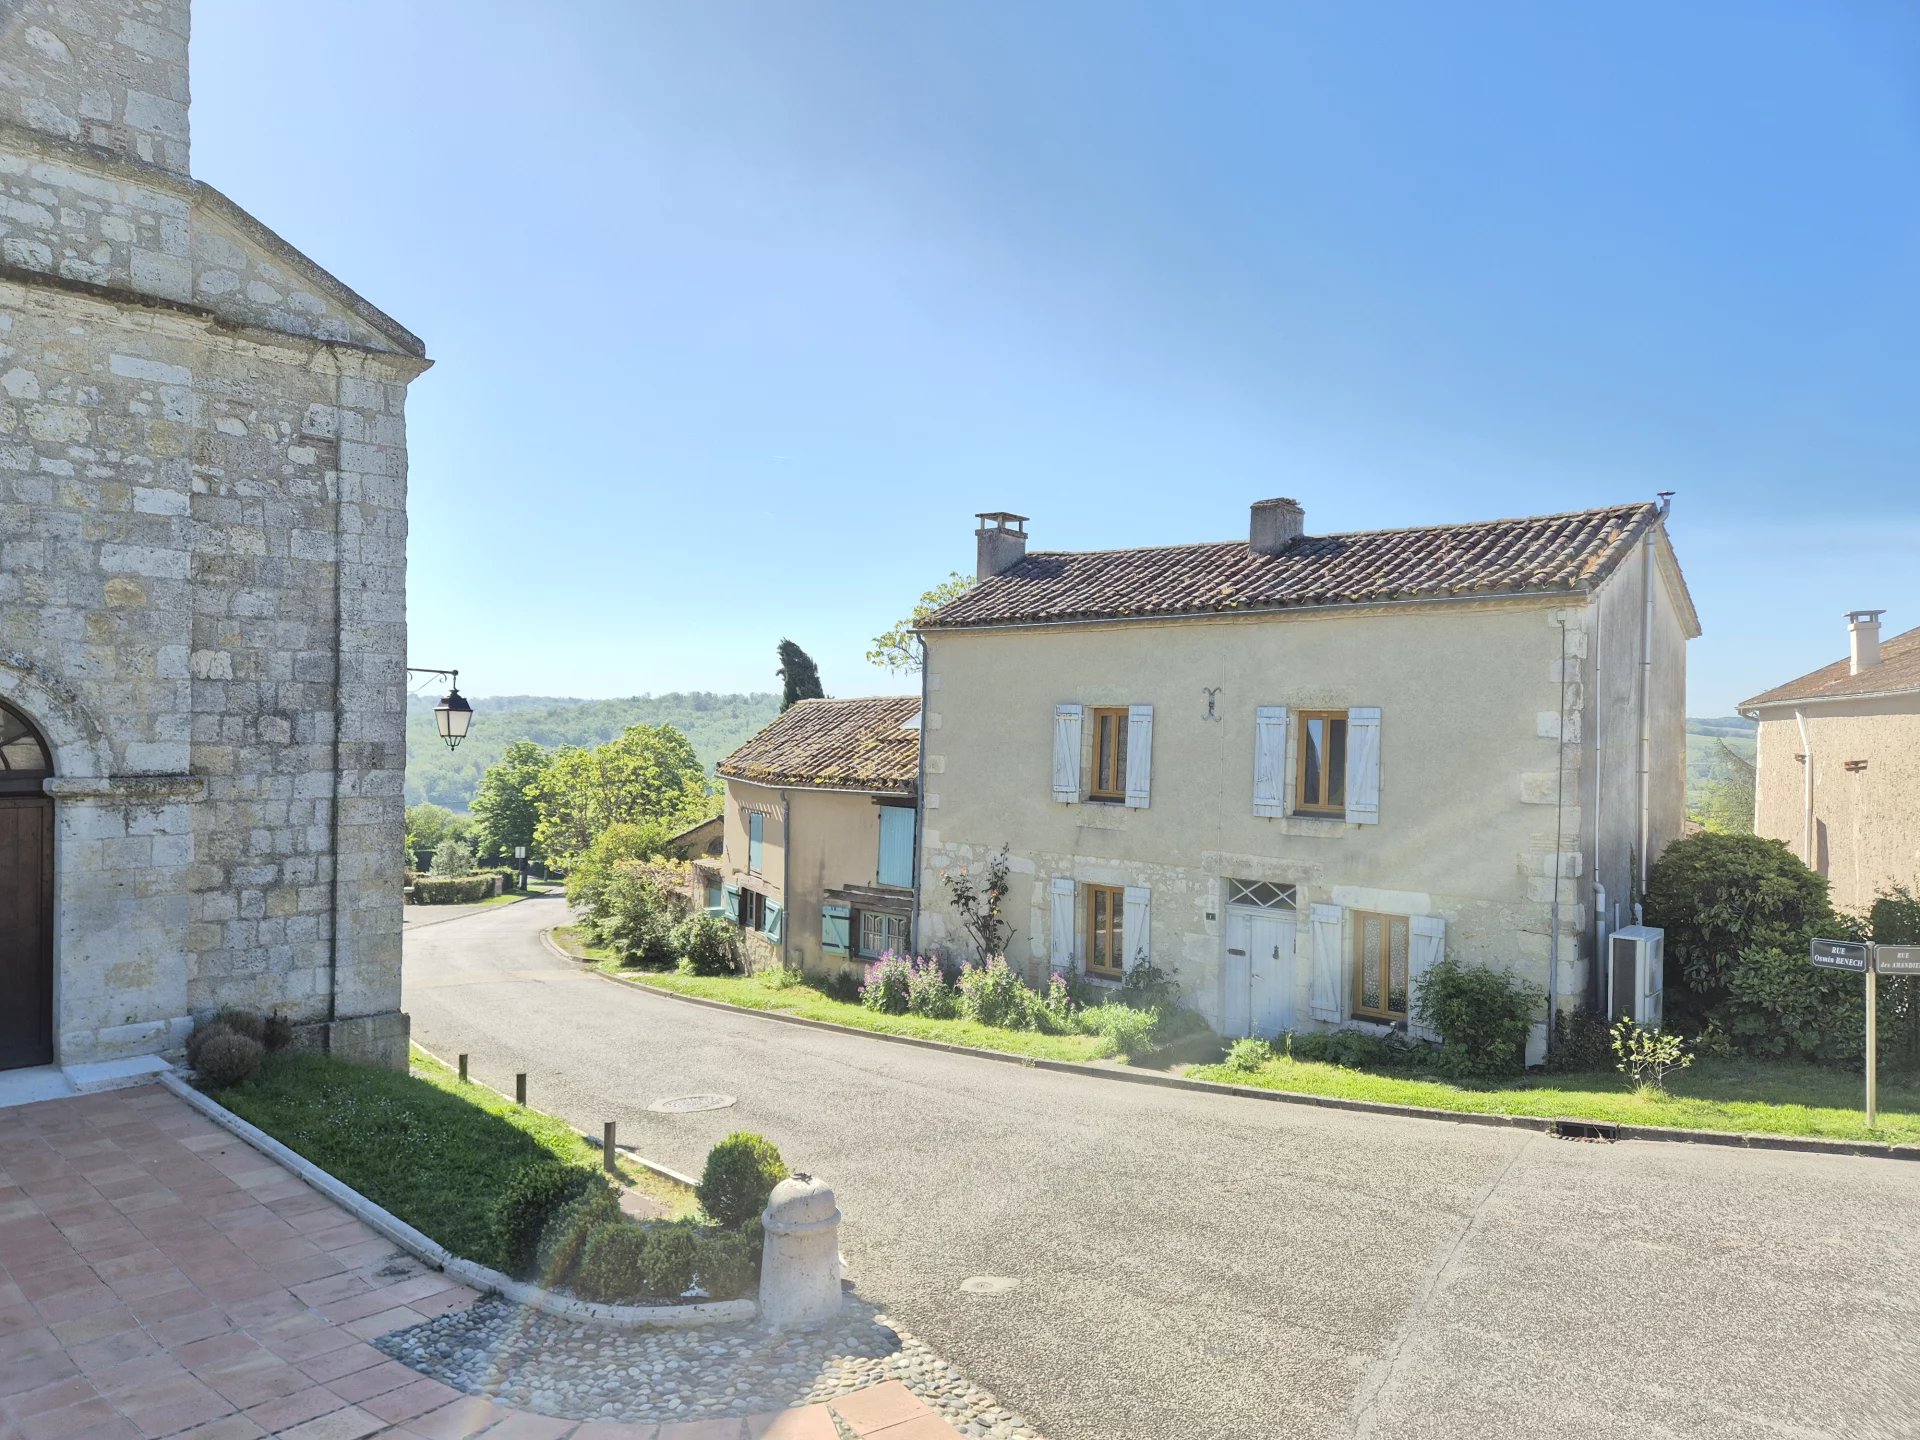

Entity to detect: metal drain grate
[1551,1117,1620,1143]
[647,1093,737,1114]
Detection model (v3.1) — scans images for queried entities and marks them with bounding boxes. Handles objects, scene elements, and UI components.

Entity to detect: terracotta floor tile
[342,1304,423,1339]
[569,1424,661,1440]
[49,1303,140,1348]
[296,1340,389,1384]
[746,1405,839,1439]
[243,1383,351,1433]
[483,1413,580,1440]
[325,1357,419,1404]
[401,1397,515,1440]
[4,1372,100,1421]
[272,1404,386,1440]
[17,1398,127,1440]
[653,1421,745,1440]
[0,1348,79,1399]
[357,1375,463,1425]
[829,1383,933,1435]
[168,1419,268,1440]
[204,1356,315,1409]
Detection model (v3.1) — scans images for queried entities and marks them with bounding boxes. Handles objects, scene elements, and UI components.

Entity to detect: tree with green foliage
[867,573,973,675]
[1690,738,1756,835]
[776,639,825,712]
[529,723,707,871]
[405,802,472,871]
[471,740,549,865]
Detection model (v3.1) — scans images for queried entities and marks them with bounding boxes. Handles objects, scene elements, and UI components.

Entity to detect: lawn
[218,1045,696,1266]
[553,925,1116,1063]
[1187,1053,1920,1146]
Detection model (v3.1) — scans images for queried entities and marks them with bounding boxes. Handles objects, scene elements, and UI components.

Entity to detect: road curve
[404,897,1920,1440]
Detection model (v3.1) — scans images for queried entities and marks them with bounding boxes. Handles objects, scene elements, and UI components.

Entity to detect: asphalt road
[404,897,1920,1440]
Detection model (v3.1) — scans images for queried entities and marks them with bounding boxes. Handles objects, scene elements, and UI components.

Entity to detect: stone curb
[552,935,1920,1165]
[159,1070,760,1329]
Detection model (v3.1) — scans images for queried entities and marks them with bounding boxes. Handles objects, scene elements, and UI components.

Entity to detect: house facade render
[0,0,426,1073]
[1741,611,1920,915]
[714,697,920,978]
[915,499,1696,1053]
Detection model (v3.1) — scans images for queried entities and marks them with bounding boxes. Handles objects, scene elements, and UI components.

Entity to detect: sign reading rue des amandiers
[1808,939,1920,1126]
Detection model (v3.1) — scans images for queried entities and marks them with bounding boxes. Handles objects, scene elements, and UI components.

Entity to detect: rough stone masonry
[0,0,429,1070]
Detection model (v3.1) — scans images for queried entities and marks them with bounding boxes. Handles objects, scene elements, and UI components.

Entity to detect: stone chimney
[1848,609,1885,675]
[975,512,1029,578]
[1250,498,1305,556]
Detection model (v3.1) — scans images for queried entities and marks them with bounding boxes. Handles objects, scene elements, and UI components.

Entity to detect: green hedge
[411,875,497,905]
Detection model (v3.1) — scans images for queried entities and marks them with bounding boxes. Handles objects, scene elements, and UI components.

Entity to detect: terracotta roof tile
[1741,624,1920,708]
[718,696,919,794]
[921,502,1661,629]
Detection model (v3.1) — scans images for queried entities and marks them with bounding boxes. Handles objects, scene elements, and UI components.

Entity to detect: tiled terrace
[0,1086,960,1440]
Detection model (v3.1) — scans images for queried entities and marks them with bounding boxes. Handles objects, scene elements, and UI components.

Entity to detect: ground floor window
[1085,883,1125,979]
[859,909,909,958]
[1352,911,1409,1021]
[738,888,766,932]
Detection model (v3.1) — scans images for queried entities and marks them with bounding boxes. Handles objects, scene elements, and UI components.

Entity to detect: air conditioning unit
[1609,926,1664,1026]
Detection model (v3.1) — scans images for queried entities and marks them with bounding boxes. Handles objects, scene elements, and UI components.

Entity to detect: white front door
[1222,905,1296,1039]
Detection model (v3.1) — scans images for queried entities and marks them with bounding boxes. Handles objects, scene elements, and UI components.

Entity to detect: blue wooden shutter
[822,903,851,957]
[877,807,914,888]
[722,882,740,922]
[764,900,783,943]
[748,811,764,873]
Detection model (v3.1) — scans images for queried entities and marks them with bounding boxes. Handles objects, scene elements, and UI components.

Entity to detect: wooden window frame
[1351,910,1410,1022]
[1084,883,1126,979]
[1089,707,1130,802]
[857,908,909,960]
[1294,710,1348,817]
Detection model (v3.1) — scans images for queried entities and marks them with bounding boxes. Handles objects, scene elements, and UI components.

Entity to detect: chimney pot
[1250,497,1304,556]
[1848,609,1885,676]
[975,511,1029,579]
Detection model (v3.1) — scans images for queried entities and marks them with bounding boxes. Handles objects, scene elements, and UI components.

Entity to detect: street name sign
[1809,938,1871,973]
[1875,945,1920,977]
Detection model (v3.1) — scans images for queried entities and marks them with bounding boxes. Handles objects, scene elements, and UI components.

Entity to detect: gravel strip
[376,1296,1044,1438]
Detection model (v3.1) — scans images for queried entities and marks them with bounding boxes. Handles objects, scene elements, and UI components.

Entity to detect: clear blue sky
[191,0,1918,715]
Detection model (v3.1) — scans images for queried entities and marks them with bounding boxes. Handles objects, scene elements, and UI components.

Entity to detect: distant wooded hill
[1686,715,1756,805]
[405,692,781,810]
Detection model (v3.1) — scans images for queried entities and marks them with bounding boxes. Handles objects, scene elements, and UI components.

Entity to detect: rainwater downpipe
[1634,526,1655,922]
[1548,611,1571,1039]
[1795,709,1814,867]
[911,633,929,954]
[780,790,792,970]
[1592,598,1608,1011]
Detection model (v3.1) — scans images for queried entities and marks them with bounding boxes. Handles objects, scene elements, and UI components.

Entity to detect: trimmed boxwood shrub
[1412,958,1542,1079]
[533,1185,622,1287]
[195,1030,265,1088]
[697,1132,788,1229]
[573,1221,651,1303]
[489,1161,603,1276]
[692,1227,756,1300]
[638,1221,698,1296]
[411,875,496,905]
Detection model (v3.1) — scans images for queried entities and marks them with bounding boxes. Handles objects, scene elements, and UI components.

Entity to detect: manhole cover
[647,1094,737,1114]
[960,1275,1020,1296]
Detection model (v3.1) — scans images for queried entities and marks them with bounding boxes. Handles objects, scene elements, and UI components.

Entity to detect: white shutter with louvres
[1050,877,1076,970]
[1254,705,1288,817]
[1309,902,1344,1021]
[1406,915,1445,1041]
[1124,705,1153,809]
[1052,704,1083,803]
[1346,707,1381,825]
[1122,885,1151,969]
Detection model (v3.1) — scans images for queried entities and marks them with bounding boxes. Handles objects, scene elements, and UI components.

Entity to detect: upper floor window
[1089,707,1129,802]
[877,806,913,888]
[1296,711,1348,816]
[748,811,765,875]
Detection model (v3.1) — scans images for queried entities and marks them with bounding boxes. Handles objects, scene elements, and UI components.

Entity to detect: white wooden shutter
[1346,707,1380,824]
[1406,914,1445,1041]
[1050,876,1076,969]
[1309,902,1345,1021]
[1122,884,1151,968]
[1052,704,1083,803]
[1124,705,1153,809]
[1254,705,1288,817]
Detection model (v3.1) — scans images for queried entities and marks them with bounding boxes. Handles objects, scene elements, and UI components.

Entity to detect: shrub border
[546,930,1920,1164]
[158,1070,759,1328]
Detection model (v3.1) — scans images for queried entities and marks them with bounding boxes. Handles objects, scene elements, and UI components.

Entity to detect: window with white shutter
[1124,706,1153,809]
[1406,915,1445,1041]
[1050,877,1076,970]
[1346,707,1381,825]
[1308,902,1344,1021]
[1122,884,1152,968]
[1254,706,1288,817]
[1052,704,1083,803]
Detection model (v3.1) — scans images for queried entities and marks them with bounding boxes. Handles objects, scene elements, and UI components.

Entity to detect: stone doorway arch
[0,699,54,1069]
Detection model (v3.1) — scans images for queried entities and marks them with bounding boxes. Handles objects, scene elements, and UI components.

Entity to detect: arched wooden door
[0,702,54,1070]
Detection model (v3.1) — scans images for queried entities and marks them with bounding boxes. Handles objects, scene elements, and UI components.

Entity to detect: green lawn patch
[1187,1054,1920,1146]
[569,940,1118,1064]
[218,1045,695,1267]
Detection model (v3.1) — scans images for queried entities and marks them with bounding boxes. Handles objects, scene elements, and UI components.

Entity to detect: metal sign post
[1810,939,1876,1126]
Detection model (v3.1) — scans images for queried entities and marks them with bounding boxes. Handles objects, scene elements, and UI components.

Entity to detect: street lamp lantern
[409,667,473,752]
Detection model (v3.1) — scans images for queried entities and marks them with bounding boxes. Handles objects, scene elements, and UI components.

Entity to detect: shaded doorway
[0,701,54,1070]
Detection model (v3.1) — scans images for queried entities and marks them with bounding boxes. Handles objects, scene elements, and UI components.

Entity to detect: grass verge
[554,926,1117,1063]
[217,1044,696,1266]
[1187,1054,1920,1145]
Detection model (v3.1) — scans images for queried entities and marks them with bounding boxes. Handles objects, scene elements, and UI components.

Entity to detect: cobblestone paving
[377,1295,1045,1438]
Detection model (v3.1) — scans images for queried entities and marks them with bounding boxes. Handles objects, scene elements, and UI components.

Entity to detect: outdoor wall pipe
[1636,526,1655,906]
[1547,610,1571,1039]
[912,632,929,954]
[1592,595,1607,1011]
[781,790,793,970]
[1795,708,1815,867]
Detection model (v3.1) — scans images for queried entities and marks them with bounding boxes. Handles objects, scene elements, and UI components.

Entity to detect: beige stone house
[713,698,919,978]
[1741,612,1920,915]
[915,499,1697,1055]
[0,0,426,1077]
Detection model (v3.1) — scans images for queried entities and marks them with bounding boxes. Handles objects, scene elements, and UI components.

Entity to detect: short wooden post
[457,1053,468,1083]
[515,1073,527,1106]
[602,1122,617,1172]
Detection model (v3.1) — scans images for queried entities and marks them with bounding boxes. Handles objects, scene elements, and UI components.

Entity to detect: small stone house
[714,698,920,978]
[0,0,426,1077]
[1741,611,1920,914]
[914,499,1697,1057]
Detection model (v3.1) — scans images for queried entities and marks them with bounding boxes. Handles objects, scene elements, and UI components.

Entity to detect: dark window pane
[1303,718,1323,806]
[1328,719,1347,807]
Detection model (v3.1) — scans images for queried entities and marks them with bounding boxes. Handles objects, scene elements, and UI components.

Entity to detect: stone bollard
[759,1173,842,1331]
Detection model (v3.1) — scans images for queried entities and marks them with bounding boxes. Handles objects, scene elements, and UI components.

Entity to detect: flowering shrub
[907,956,959,1018]
[1038,971,1079,1030]
[860,953,913,1014]
[958,955,1036,1029]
